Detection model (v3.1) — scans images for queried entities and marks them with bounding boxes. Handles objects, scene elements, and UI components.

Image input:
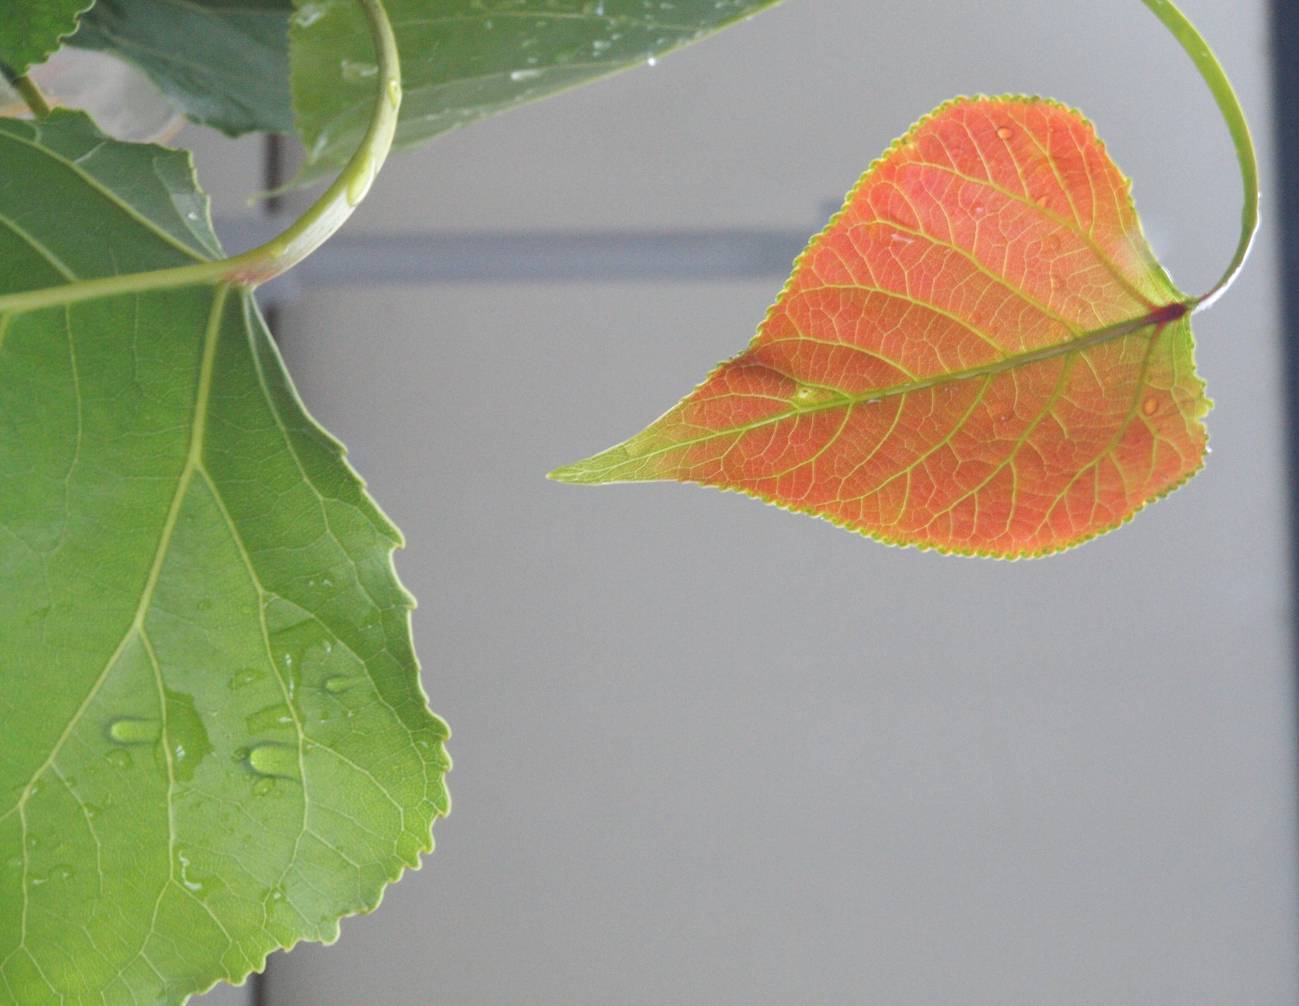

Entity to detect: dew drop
[341,60,378,83]
[1142,397,1158,416]
[323,675,352,695]
[509,68,543,82]
[248,744,299,781]
[972,203,986,218]
[345,152,375,207]
[246,703,294,733]
[292,3,325,28]
[228,667,264,691]
[253,777,276,797]
[386,78,402,109]
[165,689,213,783]
[108,717,161,746]
[996,125,1013,140]
[177,847,223,898]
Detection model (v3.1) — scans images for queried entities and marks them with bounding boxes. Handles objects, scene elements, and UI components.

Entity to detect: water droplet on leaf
[292,3,325,28]
[228,667,264,691]
[341,60,378,83]
[248,744,299,780]
[108,717,161,746]
[246,702,294,733]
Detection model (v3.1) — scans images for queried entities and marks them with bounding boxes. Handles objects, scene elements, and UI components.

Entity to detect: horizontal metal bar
[215,219,812,291]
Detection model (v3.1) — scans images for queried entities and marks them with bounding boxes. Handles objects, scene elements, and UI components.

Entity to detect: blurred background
[187,0,1297,1002]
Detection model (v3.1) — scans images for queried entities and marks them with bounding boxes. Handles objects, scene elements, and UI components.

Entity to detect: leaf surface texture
[71,0,295,135]
[289,0,782,182]
[553,97,1209,557]
[0,0,94,74]
[0,111,449,1002]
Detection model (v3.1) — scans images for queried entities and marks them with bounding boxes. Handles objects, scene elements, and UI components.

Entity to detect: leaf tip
[547,443,634,485]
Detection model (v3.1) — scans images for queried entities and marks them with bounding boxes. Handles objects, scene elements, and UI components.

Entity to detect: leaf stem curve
[224,0,401,285]
[1139,0,1258,311]
[1,64,52,119]
[0,0,399,313]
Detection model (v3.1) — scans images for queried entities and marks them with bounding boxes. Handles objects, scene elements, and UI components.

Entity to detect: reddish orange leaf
[553,96,1209,557]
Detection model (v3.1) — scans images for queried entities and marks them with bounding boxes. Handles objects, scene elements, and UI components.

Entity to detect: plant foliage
[0,0,1257,1002]
[552,97,1208,557]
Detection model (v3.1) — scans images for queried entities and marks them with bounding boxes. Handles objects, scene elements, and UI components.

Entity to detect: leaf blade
[0,112,448,1001]
[0,0,94,75]
[69,0,295,136]
[553,97,1209,557]
[289,0,783,183]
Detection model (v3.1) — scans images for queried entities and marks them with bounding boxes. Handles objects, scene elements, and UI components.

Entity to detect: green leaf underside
[553,97,1209,557]
[289,0,783,184]
[70,0,295,136]
[0,112,449,1002]
[0,0,95,75]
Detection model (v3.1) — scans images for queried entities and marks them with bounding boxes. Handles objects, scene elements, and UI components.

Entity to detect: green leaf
[0,111,449,1002]
[0,0,94,74]
[69,0,295,135]
[289,0,783,183]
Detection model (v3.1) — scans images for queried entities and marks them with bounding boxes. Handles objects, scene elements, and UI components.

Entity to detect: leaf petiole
[1139,0,1259,310]
[0,0,399,307]
[0,63,52,118]
[223,0,401,285]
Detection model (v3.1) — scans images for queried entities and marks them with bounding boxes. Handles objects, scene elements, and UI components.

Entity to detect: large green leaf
[290,0,784,182]
[0,0,94,74]
[0,111,449,1002]
[70,0,295,135]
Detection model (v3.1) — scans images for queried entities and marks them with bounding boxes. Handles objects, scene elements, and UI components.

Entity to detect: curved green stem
[1139,0,1258,311]
[0,0,399,312]
[1,63,52,118]
[225,0,401,285]
[13,75,52,118]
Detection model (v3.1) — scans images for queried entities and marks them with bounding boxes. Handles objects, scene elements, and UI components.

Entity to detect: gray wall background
[192,0,1297,1002]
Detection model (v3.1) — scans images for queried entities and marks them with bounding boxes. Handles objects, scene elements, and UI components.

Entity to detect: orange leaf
[552,96,1209,558]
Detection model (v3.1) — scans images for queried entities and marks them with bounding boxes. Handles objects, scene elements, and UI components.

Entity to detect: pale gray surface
[190,981,249,1006]
[197,0,1296,1003]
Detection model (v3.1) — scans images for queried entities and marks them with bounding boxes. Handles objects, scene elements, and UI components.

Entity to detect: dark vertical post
[1269,0,1299,858]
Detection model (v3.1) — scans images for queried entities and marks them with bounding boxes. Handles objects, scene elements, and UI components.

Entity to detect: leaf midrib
[1,284,228,826]
[557,302,1188,478]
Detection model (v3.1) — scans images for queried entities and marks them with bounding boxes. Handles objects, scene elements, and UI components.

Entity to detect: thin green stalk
[1,63,52,118]
[13,74,52,118]
[224,0,401,285]
[1139,0,1258,310]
